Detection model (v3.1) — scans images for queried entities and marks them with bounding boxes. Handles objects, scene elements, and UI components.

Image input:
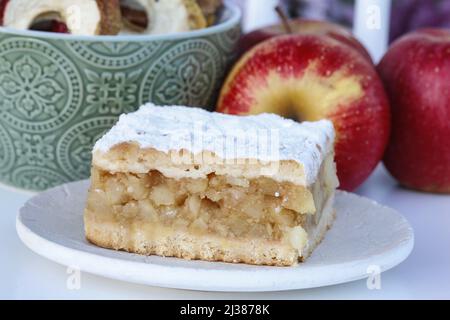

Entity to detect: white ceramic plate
[16,180,414,292]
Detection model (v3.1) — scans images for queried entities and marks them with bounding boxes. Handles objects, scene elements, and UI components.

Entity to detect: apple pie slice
[84,103,338,266]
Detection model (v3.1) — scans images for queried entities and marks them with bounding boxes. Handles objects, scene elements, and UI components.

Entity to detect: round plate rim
[16,180,414,292]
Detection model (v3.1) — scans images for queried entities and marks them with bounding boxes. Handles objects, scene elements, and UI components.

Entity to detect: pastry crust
[93,103,335,186]
[94,143,309,187]
[85,214,299,266]
[85,104,338,266]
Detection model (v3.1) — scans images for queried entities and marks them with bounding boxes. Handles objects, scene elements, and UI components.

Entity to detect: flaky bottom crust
[84,207,335,267]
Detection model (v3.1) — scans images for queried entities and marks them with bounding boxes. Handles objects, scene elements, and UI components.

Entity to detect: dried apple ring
[1,0,122,35]
[120,0,206,35]
[120,0,148,32]
[196,0,223,26]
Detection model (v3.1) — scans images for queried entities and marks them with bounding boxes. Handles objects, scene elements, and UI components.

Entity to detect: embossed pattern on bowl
[0,3,241,191]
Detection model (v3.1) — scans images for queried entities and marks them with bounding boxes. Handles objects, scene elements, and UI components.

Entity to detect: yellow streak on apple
[244,63,364,122]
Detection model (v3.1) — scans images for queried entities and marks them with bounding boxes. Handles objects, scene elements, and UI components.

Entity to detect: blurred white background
[230,0,391,62]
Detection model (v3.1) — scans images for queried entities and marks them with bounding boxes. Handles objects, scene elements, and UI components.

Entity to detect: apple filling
[85,156,336,255]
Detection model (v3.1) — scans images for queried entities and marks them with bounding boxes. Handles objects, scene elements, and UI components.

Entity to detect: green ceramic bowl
[0,3,241,191]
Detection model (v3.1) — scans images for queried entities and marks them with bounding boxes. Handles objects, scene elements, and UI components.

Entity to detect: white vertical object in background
[243,0,279,32]
[353,0,391,63]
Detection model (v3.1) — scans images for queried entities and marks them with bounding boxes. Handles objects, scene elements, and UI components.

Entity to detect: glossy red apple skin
[237,19,373,64]
[378,29,450,193]
[218,34,390,191]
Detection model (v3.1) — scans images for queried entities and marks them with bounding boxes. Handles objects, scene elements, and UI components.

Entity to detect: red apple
[378,28,450,193]
[237,19,373,64]
[217,34,390,191]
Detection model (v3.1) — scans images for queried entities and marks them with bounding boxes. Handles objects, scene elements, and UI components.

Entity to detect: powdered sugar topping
[94,103,335,185]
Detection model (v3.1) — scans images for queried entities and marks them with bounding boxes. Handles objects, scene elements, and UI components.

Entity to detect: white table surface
[1,164,450,300]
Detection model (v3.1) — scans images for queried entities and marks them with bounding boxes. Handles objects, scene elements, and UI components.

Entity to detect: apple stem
[275,5,293,34]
